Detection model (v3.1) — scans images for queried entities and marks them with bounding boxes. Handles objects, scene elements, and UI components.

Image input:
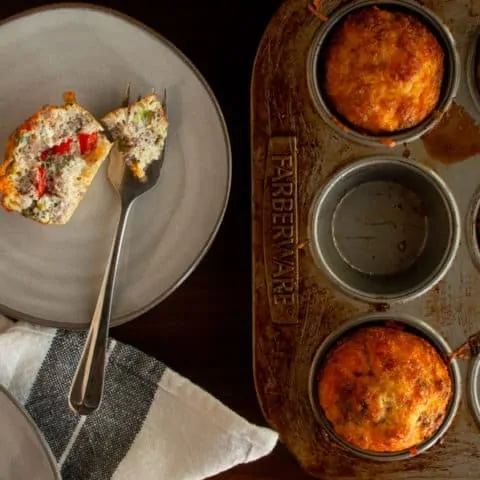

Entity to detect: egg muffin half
[317,326,452,452]
[0,92,112,225]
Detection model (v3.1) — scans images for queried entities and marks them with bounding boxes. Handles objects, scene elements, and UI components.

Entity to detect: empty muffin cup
[308,156,460,303]
[306,0,460,148]
[308,312,461,461]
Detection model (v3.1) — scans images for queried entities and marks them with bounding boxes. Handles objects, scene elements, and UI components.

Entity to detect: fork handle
[69,202,133,415]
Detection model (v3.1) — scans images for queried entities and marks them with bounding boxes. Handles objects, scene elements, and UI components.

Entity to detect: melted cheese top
[318,326,452,452]
[324,7,444,134]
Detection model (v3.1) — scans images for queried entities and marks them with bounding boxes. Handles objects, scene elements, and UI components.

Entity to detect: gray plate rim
[0,384,60,480]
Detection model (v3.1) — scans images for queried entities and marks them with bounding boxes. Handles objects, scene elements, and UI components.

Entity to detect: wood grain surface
[0,0,309,478]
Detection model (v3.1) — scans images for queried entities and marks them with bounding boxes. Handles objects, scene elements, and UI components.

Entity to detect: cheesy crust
[318,326,452,452]
[101,93,168,179]
[323,7,444,134]
[0,92,113,225]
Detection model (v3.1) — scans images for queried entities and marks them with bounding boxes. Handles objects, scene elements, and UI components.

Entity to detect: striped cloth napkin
[0,315,278,480]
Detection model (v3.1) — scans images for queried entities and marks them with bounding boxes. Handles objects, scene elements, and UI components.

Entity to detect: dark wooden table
[0,0,314,478]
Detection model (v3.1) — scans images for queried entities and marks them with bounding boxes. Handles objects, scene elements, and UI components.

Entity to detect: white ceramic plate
[0,386,60,480]
[0,5,231,328]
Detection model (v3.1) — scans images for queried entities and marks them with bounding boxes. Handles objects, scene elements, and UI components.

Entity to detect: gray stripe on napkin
[24,330,88,459]
[61,341,166,480]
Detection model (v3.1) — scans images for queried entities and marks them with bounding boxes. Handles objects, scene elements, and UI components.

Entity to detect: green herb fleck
[21,201,38,218]
[134,109,154,124]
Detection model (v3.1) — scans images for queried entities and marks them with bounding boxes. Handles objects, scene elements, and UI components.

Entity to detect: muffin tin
[251,0,480,477]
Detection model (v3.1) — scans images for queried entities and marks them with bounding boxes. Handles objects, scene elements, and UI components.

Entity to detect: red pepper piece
[40,149,52,161]
[52,138,73,155]
[40,138,74,161]
[35,167,47,198]
[78,132,98,155]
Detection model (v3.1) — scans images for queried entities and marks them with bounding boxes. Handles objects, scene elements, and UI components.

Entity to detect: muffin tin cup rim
[306,0,461,148]
[465,27,480,117]
[308,155,461,304]
[465,184,480,271]
[308,312,462,462]
[468,356,480,429]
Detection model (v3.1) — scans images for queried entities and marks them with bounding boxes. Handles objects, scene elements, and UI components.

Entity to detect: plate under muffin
[0,4,231,329]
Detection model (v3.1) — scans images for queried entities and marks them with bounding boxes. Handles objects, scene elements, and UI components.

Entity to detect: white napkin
[0,315,278,480]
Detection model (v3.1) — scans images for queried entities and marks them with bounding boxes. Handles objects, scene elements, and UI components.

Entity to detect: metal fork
[69,86,168,415]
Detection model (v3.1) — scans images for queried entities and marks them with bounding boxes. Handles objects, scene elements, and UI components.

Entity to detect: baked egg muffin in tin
[307,0,460,147]
[323,6,443,135]
[308,314,461,461]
